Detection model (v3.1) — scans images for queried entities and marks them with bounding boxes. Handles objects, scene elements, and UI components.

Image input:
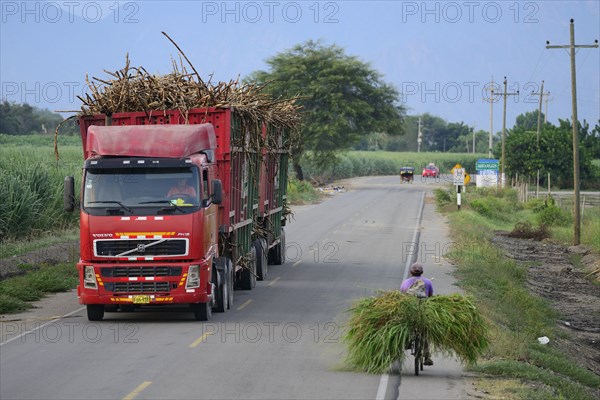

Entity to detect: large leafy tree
[515,110,545,131]
[504,116,599,189]
[247,40,405,179]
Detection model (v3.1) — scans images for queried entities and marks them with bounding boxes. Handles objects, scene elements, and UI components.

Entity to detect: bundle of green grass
[344,291,489,373]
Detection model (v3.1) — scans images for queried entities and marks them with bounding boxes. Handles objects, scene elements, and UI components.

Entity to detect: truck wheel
[87,304,104,321]
[269,228,286,265]
[239,246,257,290]
[191,302,211,321]
[213,259,228,313]
[254,238,268,280]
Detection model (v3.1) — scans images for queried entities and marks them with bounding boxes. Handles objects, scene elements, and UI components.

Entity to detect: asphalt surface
[0,175,470,400]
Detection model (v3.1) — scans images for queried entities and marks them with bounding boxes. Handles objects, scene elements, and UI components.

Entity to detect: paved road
[1,175,469,400]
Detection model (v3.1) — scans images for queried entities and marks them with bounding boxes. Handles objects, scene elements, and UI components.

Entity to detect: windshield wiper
[88,201,133,214]
[138,200,186,213]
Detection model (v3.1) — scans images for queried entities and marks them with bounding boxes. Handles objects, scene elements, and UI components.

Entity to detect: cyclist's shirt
[400,277,434,297]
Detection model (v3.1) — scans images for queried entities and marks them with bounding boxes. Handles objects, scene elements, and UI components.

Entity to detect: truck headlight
[84,266,97,289]
[186,265,200,289]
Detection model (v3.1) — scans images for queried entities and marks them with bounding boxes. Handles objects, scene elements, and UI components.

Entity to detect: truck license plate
[132,295,150,304]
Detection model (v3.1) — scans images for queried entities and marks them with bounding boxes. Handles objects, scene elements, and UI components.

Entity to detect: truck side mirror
[64,176,75,212]
[211,179,223,205]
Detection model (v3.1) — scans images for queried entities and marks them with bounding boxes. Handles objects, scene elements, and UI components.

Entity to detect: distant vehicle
[400,167,415,183]
[422,163,439,178]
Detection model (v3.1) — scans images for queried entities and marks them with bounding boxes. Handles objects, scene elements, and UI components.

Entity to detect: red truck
[64,107,289,321]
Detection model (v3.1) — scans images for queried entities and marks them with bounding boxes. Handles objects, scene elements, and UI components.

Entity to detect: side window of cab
[202,169,210,201]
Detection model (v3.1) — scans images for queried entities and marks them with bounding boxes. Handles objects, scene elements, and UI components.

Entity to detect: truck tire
[254,238,268,280]
[239,246,257,290]
[87,304,104,321]
[269,228,286,265]
[191,302,211,321]
[213,258,228,313]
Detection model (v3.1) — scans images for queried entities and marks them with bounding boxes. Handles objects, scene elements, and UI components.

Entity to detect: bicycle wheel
[413,335,421,376]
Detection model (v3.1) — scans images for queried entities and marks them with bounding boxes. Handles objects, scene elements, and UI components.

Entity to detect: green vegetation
[0,141,82,242]
[356,114,490,153]
[344,291,489,373]
[0,133,81,147]
[0,262,79,314]
[552,207,600,253]
[502,115,600,190]
[0,101,79,135]
[248,40,405,179]
[434,186,600,400]
[287,178,321,204]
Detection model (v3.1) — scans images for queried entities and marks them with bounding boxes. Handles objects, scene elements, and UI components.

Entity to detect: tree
[247,40,405,179]
[504,116,598,189]
[515,110,545,131]
[0,101,78,135]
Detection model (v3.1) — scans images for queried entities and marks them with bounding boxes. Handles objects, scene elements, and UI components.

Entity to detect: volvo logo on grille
[137,244,146,253]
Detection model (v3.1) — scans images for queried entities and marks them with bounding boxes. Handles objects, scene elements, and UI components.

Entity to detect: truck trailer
[65,107,289,321]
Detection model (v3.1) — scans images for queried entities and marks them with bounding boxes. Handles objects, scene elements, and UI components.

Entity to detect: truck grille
[100,266,182,278]
[104,282,171,293]
[94,239,188,257]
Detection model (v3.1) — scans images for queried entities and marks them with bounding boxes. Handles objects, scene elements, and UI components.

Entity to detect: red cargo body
[75,107,288,321]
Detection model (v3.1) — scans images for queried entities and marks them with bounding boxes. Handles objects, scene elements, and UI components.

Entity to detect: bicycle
[408,293,428,376]
[409,329,424,375]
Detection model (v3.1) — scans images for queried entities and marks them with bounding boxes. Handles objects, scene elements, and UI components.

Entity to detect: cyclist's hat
[410,262,424,276]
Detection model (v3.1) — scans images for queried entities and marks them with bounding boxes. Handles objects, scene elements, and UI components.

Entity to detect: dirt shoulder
[0,241,80,281]
[492,233,600,377]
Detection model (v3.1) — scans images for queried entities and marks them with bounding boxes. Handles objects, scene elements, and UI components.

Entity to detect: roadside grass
[0,229,79,259]
[0,262,78,314]
[287,177,322,204]
[434,186,600,400]
[551,207,600,253]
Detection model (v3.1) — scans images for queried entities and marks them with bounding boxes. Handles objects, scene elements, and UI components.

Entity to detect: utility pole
[417,116,422,152]
[546,19,598,245]
[485,77,496,157]
[531,80,550,144]
[531,81,550,203]
[544,95,552,123]
[497,77,519,187]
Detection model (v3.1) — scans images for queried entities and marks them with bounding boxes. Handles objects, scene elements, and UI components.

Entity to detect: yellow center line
[237,299,252,311]
[292,260,302,267]
[122,381,152,400]
[189,331,215,348]
[268,277,281,286]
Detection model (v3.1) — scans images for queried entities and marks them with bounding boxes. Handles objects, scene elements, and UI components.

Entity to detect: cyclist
[400,262,434,365]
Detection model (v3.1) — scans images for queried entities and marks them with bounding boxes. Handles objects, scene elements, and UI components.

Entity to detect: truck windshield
[83,167,201,215]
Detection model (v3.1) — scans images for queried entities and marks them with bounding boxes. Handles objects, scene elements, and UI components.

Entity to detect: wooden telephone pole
[531,80,550,144]
[495,77,518,187]
[484,77,497,158]
[546,19,598,245]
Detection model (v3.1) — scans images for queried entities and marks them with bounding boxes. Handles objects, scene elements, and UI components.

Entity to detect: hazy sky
[1,1,599,134]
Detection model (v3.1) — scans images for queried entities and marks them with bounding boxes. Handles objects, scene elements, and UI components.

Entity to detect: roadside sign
[451,164,470,185]
[476,159,498,187]
[453,168,465,185]
[476,159,499,171]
